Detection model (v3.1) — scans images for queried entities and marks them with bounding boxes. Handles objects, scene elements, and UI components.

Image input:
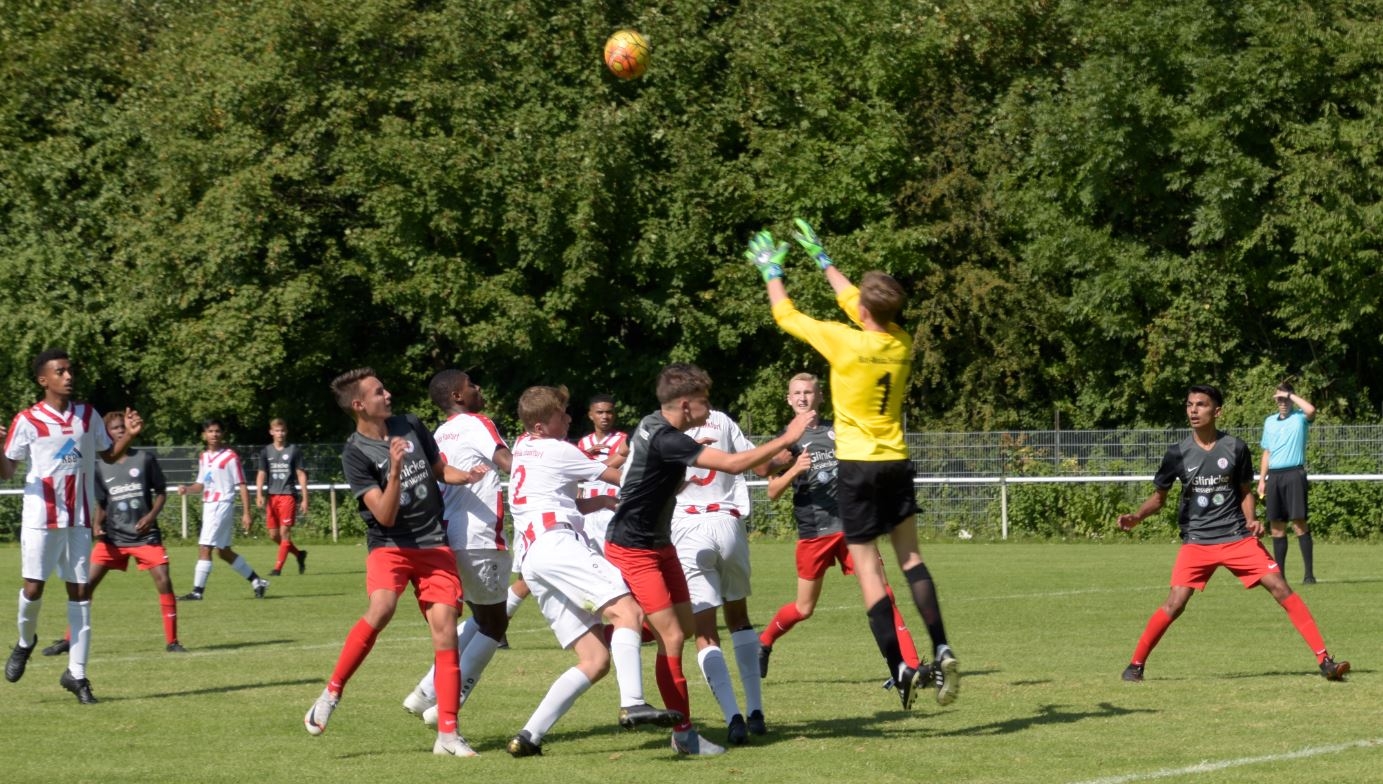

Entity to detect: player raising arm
[304,368,488,758]
[602,363,812,756]
[503,385,682,757]
[747,221,957,710]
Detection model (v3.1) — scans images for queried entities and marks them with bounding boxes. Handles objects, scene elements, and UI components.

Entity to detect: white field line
[1068,738,1383,784]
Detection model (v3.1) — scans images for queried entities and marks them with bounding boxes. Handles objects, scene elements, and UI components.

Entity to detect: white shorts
[671,511,752,614]
[581,508,614,552]
[519,528,628,649]
[197,501,236,549]
[20,526,91,584]
[455,548,513,606]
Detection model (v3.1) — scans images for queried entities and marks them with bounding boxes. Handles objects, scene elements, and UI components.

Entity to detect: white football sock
[610,626,645,706]
[731,628,764,715]
[505,586,526,618]
[67,600,91,679]
[697,645,740,723]
[459,632,500,707]
[522,667,592,744]
[193,559,213,590]
[17,590,41,647]
[229,555,254,580]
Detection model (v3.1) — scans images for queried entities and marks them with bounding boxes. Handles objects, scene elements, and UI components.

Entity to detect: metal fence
[3,425,1380,542]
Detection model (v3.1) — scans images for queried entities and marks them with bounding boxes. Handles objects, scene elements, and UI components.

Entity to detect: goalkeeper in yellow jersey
[746,220,959,710]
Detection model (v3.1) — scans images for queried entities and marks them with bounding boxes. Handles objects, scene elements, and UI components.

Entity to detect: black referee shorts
[1265,466,1309,523]
[837,459,920,544]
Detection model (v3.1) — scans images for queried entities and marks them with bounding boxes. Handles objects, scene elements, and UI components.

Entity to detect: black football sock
[1272,536,1289,572]
[1298,533,1314,579]
[866,599,904,675]
[904,563,948,651]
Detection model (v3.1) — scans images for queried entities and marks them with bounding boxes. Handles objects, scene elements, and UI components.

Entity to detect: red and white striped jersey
[435,412,509,550]
[4,401,112,529]
[674,410,754,519]
[510,436,608,552]
[576,430,627,500]
[198,448,244,502]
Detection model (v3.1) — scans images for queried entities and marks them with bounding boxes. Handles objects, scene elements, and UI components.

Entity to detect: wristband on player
[792,218,834,270]
[745,230,787,283]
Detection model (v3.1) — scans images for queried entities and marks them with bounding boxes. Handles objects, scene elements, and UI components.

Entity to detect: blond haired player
[403,369,514,725]
[177,419,269,601]
[748,220,957,709]
[2,348,144,704]
[755,373,922,692]
[502,385,682,756]
[672,408,766,745]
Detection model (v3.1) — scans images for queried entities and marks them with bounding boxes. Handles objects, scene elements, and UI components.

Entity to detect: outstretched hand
[792,218,834,270]
[745,230,787,283]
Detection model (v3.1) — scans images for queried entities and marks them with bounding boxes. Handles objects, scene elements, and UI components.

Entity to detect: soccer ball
[604,29,649,80]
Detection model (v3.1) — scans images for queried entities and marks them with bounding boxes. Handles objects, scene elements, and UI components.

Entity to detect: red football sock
[160,594,178,644]
[433,648,460,734]
[761,603,806,647]
[655,653,691,731]
[892,601,921,669]
[1129,608,1175,666]
[327,618,380,696]
[274,540,299,571]
[1281,593,1328,662]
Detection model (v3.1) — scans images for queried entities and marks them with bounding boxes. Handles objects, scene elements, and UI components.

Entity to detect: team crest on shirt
[1211,493,1225,506]
[827,429,836,439]
[403,440,415,454]
[128,468,140,478]
[1217,458,1229,469]
[415,484,429,500]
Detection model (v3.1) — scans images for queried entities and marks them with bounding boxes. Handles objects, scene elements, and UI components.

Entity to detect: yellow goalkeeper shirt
[772,286,911,461]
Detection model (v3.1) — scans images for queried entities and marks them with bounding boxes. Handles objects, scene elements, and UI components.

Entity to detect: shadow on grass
[188,638,297,652]
[115,677,322,701]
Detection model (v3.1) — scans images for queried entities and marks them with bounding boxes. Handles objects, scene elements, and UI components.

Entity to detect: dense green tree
[1,0,1380,443]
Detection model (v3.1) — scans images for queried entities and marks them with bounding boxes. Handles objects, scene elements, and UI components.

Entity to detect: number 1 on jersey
[875,372,893,415]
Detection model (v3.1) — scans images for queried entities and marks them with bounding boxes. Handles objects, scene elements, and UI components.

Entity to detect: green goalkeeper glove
[745,230,788,283]
[792,218,834,270]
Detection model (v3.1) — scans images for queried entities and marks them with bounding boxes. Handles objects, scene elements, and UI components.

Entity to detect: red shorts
[92,541,169,571]
[603,542,690,615]
[796,532,854,581]
[1170,537,1281,591]
[365,546,462,609]
[266,495,298,529]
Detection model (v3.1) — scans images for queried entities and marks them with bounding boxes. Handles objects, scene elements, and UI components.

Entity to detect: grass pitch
[0,539,1377,784]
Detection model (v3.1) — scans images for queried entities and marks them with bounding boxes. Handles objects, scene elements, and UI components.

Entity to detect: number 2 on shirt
[511,465,527,505]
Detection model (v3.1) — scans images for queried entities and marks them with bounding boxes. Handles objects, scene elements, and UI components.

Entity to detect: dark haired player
[603,362,811,756]
[43,411,185,657]
[2,348,143,704]
[748,220,957,710]
[1117,384,1349,682]
[177,419,269,600]
[305,368,487,757]
[576,394,627,550]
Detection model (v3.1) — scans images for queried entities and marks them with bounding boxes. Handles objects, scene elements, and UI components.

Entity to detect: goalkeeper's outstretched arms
[792,218,853,295]
[745,229,790,307]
